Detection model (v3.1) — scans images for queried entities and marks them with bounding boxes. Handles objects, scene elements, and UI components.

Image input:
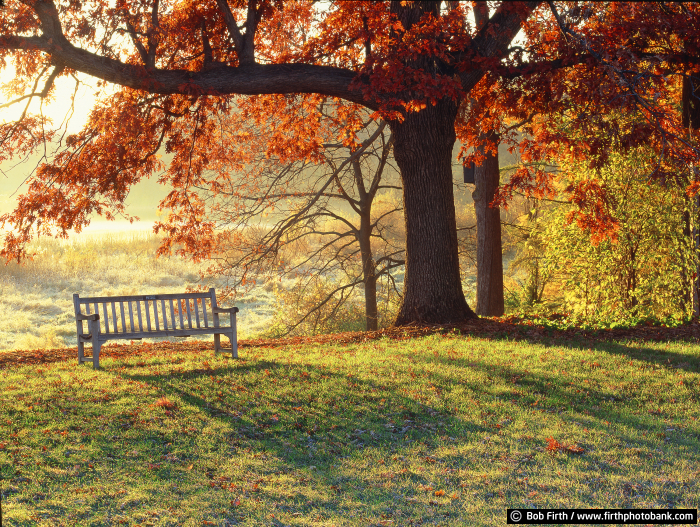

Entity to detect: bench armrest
[213,306,239,314]
[76,313,100,321]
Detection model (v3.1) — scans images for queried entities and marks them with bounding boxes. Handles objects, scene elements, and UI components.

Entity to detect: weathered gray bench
[73,288,238,369]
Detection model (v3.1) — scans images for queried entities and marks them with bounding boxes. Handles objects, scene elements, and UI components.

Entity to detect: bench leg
[214,331,237,359]
[229,312,238,359]
[91,341,102,370]
[89,320,101,370]
[78,339,85,364]
[230,327,238,359]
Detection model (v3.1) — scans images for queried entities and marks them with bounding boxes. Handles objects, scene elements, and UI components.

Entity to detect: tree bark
[473,133,505,316]
[358,208,379,331]
[392,100,477,325]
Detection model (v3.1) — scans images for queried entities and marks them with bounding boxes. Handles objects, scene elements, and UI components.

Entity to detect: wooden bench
[73,288,238,369]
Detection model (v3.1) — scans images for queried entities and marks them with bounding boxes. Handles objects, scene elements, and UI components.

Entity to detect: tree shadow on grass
[459,324,700,371]
[421,343,700,501]
[103,341,700,519]
[105,358,493,521]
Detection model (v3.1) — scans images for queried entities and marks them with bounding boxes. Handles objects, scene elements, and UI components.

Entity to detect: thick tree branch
[147,0,160,69]
[497,53,592,79]
[3,37,367,105]
[1,2,367,106]
[457,1,540,91]
[201,19,214,69]
[472,1,489,30]
[243,0,260,64]
[216,0,255,66]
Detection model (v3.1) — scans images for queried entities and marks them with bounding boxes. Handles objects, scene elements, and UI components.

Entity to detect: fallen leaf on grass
[5,320,700,370]
[434,490,445,496]
[152,397,177,410]
[545,437,585,455]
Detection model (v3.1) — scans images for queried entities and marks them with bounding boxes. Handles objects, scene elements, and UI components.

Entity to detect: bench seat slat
[153,300,160,331]
[186,300,193,329]
[160,299,167,330]
[102,303,109,334]
[90,327,233,341]
[111,302,118,333]
[120,302,127,333]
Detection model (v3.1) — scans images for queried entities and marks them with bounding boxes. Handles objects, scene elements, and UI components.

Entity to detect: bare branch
[243,0,260,64]
[201,19,214,69]
[122,14,150,67]
[0,64,64,109]
[546,0,569,41]
[147,0,160,69]
[368,126,393,198]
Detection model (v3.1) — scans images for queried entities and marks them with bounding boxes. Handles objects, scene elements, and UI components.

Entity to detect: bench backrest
[73,288,223,336]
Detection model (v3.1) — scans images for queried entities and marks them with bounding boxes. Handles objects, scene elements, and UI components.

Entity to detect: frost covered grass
[0,231,277,350]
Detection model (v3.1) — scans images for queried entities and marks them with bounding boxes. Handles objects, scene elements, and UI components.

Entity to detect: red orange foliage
[1,1,699,324]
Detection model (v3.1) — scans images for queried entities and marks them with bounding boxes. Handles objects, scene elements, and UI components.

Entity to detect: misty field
[0,230,279,351]
[1,334,699,525]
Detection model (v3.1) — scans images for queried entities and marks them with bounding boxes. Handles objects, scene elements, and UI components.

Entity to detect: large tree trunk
[473,133,505,316]
[358,209,379,331]
[392,100,477,325]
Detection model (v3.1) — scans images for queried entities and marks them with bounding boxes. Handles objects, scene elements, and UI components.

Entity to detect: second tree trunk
[473,134,505,317]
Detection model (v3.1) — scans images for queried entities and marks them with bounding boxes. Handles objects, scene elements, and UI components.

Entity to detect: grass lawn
[1,332,699,526]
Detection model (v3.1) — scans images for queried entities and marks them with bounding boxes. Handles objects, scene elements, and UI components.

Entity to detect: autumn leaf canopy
[1,1,700,324]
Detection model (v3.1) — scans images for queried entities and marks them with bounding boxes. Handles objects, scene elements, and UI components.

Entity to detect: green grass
[1,333,699,526]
